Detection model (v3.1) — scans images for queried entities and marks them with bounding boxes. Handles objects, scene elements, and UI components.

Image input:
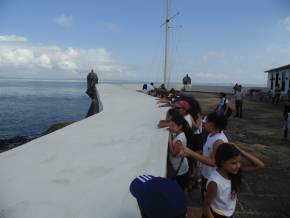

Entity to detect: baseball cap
[129,175,187,218]
[173,100,190,111]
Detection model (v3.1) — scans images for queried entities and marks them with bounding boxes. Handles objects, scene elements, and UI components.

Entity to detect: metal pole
[163,0,169,88]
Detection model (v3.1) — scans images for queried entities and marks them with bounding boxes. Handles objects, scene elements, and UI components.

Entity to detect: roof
[264,64,290,73]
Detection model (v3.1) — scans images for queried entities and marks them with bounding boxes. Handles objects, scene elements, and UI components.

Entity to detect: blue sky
[0,0,290,85]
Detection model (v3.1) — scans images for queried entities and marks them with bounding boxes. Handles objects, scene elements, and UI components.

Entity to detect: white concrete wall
[0,84,169,218]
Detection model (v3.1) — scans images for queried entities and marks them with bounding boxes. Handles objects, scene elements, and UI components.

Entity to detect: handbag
[167,157,185,179]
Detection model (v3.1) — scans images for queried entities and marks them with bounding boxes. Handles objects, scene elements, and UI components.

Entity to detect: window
[275,73,279,87]
[270,73,274,89]
[282,72,286,91]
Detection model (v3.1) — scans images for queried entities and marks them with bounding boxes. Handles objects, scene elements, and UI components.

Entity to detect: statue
[86,69,101,117]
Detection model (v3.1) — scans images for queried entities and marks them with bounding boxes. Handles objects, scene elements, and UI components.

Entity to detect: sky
[0,0,290,85]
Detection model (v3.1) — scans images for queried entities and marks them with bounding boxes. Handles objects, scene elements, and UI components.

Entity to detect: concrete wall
[0,84,168,218]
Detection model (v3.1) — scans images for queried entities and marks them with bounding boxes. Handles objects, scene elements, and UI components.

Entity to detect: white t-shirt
[207,170,237,217]
[169,132,189,176]
[193,115,203,135]
[146,84,154,92]
[184,114,193,128]
[235,90,244,101]
[217,97,228,113]
[201,132,228,179]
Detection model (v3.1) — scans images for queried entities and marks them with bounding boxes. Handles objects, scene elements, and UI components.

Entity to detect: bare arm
[181,147,215,166]
[168,132,179,156]
[233,144,265,172]
[192,114,202,129]
[169,137,183,157]
[202,181,217,218]
[157,99,170,104]
[158,103,171,108]
[180,139,224,167]
[158,120,170,128]
[210,140,224,160]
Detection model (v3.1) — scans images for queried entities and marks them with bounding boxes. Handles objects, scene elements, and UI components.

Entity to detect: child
[215,93,230,117]
[179,112,228,197]
[283,98,290,139]
[182,96,203,190]
[203,143,264,218]
[158,108,180,128]
[168,112,193,190]
[173,100,193,128]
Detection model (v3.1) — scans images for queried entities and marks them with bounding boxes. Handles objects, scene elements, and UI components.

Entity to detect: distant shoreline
[0,77,267,87]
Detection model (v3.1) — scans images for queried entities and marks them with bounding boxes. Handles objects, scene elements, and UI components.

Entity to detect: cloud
[284,16,290,32]
[54,15,73,27]
[0,35,128,79]
[0,35,27,42]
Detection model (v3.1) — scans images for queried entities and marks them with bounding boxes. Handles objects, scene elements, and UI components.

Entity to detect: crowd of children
[130,84,265,218]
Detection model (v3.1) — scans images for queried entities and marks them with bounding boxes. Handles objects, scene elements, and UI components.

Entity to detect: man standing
[234,85,244,118]
[86,69,100,117]
[182,74,191,92]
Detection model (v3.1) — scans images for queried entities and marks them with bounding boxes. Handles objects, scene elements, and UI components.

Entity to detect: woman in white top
[180,112,228,197]
[168,112,193,190]
[203,143,264,218]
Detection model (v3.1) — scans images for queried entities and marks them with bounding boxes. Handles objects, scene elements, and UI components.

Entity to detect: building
[265,64,290,94]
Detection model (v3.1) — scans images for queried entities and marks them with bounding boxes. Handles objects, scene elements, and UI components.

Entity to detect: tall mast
[163,0,179,88]
[163,0,170,88]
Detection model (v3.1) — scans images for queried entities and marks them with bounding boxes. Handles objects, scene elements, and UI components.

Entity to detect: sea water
[0,79,91,138]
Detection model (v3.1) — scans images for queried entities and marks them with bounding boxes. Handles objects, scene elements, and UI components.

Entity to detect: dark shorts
[201,176,208,200]
[175,172,189,190]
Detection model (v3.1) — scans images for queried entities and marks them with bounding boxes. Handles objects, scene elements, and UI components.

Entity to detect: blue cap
[130,175,187,218]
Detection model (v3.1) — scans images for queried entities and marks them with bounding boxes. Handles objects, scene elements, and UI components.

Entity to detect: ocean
[0,79,91,139]
[0,79,267,139]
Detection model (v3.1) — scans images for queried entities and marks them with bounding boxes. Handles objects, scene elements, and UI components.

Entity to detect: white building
[265,64,290,94]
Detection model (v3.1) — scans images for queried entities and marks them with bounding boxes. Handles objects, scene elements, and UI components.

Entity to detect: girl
[215,93,230,117]
[168,112,193,190]
[183,96,204,189]
[180,112,228,197]
[158,108,180,128]
[173,100,193,128]
[203,143,264,218]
